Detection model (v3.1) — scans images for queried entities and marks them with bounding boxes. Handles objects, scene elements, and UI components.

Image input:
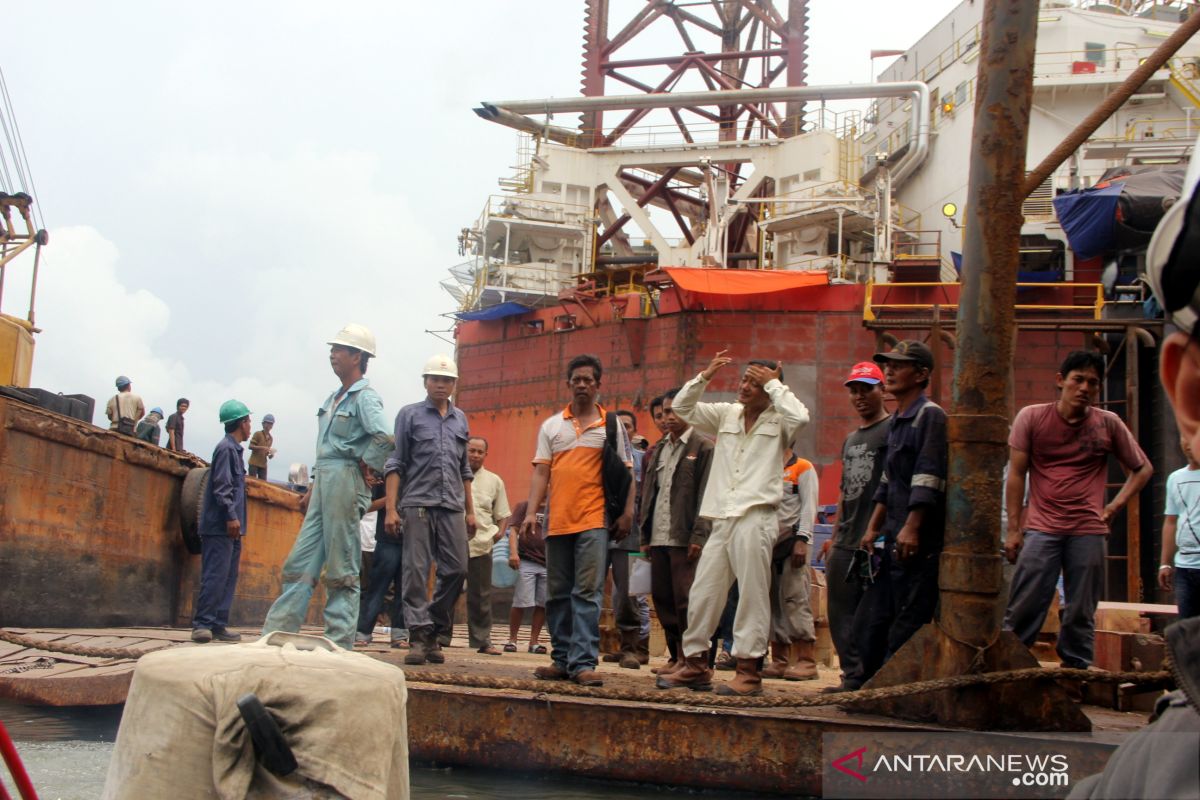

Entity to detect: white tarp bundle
[103,632,408,799]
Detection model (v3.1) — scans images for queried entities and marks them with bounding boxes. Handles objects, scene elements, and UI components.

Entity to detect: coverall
[262,378,392,649]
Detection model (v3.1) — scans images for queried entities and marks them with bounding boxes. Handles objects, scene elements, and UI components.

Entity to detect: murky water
[0,701,781,799]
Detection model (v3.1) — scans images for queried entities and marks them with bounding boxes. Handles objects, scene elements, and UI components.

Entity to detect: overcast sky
[3,0,961,472]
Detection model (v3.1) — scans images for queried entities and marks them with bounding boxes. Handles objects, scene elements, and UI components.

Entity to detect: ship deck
[0,625,1152,795]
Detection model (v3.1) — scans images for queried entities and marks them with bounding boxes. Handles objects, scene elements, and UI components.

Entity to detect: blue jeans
[546,528,607,675]
[357,534,408,639]
[1176,567,1200,619]
[193,534,242,631]
[1003,531,1105,668]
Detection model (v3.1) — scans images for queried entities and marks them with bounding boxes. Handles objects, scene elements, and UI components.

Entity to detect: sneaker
[191,628,213,644]
[354,632,373,647]
[212,629,242,643]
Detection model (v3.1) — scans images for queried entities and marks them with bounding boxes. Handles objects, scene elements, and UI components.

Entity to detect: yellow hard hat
[422,353,458,379]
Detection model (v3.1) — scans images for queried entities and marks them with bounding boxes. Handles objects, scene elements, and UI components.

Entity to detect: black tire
[180,467,209,555]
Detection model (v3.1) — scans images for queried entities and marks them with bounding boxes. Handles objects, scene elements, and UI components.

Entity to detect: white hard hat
[422,353,459,379]
[327,323,377,357]
[1146,131,1200,335]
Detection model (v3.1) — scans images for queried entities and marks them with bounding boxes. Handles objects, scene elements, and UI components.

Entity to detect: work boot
[191,628,212,644]
[652,640,680,675]
[636,635,650,665]
[761,640,790,679]
[617,630,640,670]
[573,669,604,687]
[715,657,763,697]
[212,629,242,643]
[656,654,713,691]
[534,663,570,681]
[404,629,430,666]
[426,634,446,665]
[785,641,819,681]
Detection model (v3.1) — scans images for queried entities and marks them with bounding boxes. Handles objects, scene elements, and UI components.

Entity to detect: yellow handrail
[864,281,1105,322]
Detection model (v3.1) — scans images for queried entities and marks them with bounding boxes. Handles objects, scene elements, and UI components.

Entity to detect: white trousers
[682,505,776,659]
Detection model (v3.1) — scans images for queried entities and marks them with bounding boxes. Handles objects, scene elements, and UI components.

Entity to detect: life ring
[179,467,209,555]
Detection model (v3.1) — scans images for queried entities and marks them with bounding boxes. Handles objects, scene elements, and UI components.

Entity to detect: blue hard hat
[150,407,164,417]
[263,413,276,424]
[115,375,131,388]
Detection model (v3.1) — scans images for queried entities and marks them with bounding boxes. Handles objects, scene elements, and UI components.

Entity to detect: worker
[261,323,393,650]
[657,351,809,696]
[248,413,277,479]
[192,400,251,643]
[385,354,476,665]
[135,407,166,446]
[106,375,144,434]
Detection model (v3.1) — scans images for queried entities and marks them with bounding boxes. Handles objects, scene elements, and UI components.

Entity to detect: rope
[0,629,173,661]
[0,628,1173,709]
[398,666,1172,709]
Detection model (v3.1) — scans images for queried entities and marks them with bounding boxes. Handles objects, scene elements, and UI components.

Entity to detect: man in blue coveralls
[262,323,393,649]
[191,399,252,643]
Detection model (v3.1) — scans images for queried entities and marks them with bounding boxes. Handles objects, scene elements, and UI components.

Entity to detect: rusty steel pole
[941,0,1039,649]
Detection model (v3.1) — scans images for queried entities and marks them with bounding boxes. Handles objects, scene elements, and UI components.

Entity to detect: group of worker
[105,378,190,452]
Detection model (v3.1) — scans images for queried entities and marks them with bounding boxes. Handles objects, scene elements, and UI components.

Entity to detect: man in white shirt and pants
[657,351,809,696]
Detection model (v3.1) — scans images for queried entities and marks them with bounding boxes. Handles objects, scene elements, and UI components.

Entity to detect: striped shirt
[534,404,632,536]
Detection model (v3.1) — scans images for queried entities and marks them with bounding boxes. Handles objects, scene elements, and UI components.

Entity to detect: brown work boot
[715,657,763,696]
[651,640,680,675]
[404,629,429,666]
[761,640,790,679]
[573,669,604,687]
[534,663,570,681]
[617,630,640,669]
[636,635,650,665]
[785,641,819,681]
[656,654,713,691]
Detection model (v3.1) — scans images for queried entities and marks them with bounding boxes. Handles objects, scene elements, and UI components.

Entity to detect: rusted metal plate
[0,398,320,629]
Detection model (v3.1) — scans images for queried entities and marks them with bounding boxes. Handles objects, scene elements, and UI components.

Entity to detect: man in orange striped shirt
[520,354,635,687]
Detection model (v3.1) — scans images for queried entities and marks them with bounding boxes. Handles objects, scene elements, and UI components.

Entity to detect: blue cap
[150,407,164,416]
[115,375,131,389]
[263,414,276,424]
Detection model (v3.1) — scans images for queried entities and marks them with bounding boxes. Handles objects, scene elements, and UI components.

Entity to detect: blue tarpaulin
[453,301,531,321]
[1052,183,1123,261]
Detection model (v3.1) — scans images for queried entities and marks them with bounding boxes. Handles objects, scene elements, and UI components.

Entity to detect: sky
[2,0,962,473]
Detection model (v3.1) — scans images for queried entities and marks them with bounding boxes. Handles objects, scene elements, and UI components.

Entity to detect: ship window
[1085,42,1106,66]
[955,81,968,106]
[803,168,822,181]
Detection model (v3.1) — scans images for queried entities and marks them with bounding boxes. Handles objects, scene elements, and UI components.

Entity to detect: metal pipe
[477,79,931,185]
[1021,9,1200,198]
[471,106,582,147]
[942,0,1039,648]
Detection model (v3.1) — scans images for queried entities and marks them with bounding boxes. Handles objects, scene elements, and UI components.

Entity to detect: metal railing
[864,281,1106,322]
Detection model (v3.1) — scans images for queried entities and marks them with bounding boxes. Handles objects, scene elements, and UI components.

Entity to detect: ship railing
[568,107,859,150]
[483,194,591,228]
[864,281,1106,323]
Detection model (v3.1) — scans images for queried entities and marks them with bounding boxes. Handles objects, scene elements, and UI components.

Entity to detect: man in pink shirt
[1002,350,1152,669]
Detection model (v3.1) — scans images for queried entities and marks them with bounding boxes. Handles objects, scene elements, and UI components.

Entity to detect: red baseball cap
[844,361,884,386]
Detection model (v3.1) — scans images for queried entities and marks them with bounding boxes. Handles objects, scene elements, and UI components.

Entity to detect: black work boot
[426,630,446,664]
[404,628,430,666]
[636,635,650,665]
[617,629,640,669]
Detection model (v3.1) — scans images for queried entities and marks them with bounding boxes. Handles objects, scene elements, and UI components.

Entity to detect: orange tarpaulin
[658,267,841,312]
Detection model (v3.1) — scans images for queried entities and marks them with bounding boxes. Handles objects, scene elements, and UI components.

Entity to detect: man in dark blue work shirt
[384,354,477,665]
[859,340,948,665]
[192,399,252,643]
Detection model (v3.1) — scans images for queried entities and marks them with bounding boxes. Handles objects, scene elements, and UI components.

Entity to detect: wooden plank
[1096,601,1178,615]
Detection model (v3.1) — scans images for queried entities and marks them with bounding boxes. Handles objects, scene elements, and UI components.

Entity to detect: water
[0,701,778,799]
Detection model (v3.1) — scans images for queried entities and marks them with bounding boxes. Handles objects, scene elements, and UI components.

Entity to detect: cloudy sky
[3,0,960,471]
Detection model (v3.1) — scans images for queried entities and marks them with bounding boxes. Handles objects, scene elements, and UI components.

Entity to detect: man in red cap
[820,362,890,691]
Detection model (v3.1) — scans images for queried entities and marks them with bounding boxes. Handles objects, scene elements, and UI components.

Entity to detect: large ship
[446,0,1196,605]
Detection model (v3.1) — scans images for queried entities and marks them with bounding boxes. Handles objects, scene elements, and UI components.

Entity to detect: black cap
[873,340,934,370]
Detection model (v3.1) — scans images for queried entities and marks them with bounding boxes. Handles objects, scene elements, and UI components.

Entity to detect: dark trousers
[401,507,468,638]
[358,534,406,635]
[826,547,865,686]
[649,545,697,659]
[193,534,242,631]
[1003,531,1105,668]
[467,553,494,648]
[607,548,641,633]
[887,550,940,658]
[248,465,267,480]
[714,582,739,654]
[1176,567,1200,619]
[854,555,892,683]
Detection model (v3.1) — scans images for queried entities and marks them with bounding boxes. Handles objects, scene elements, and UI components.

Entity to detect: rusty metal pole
[854,0,1090,732]
[940,0,1039,651]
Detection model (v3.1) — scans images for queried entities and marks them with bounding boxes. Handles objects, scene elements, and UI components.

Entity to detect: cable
[0,65,45,229]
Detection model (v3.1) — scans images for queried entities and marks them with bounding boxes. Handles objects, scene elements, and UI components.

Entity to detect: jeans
[193,534,242,631]
[546,528,607,675]
[357,534,408,639]
[1175,567,1200,619]
[262,460,370,649]
[1003,531,1105,668]
[854,548,892,684]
